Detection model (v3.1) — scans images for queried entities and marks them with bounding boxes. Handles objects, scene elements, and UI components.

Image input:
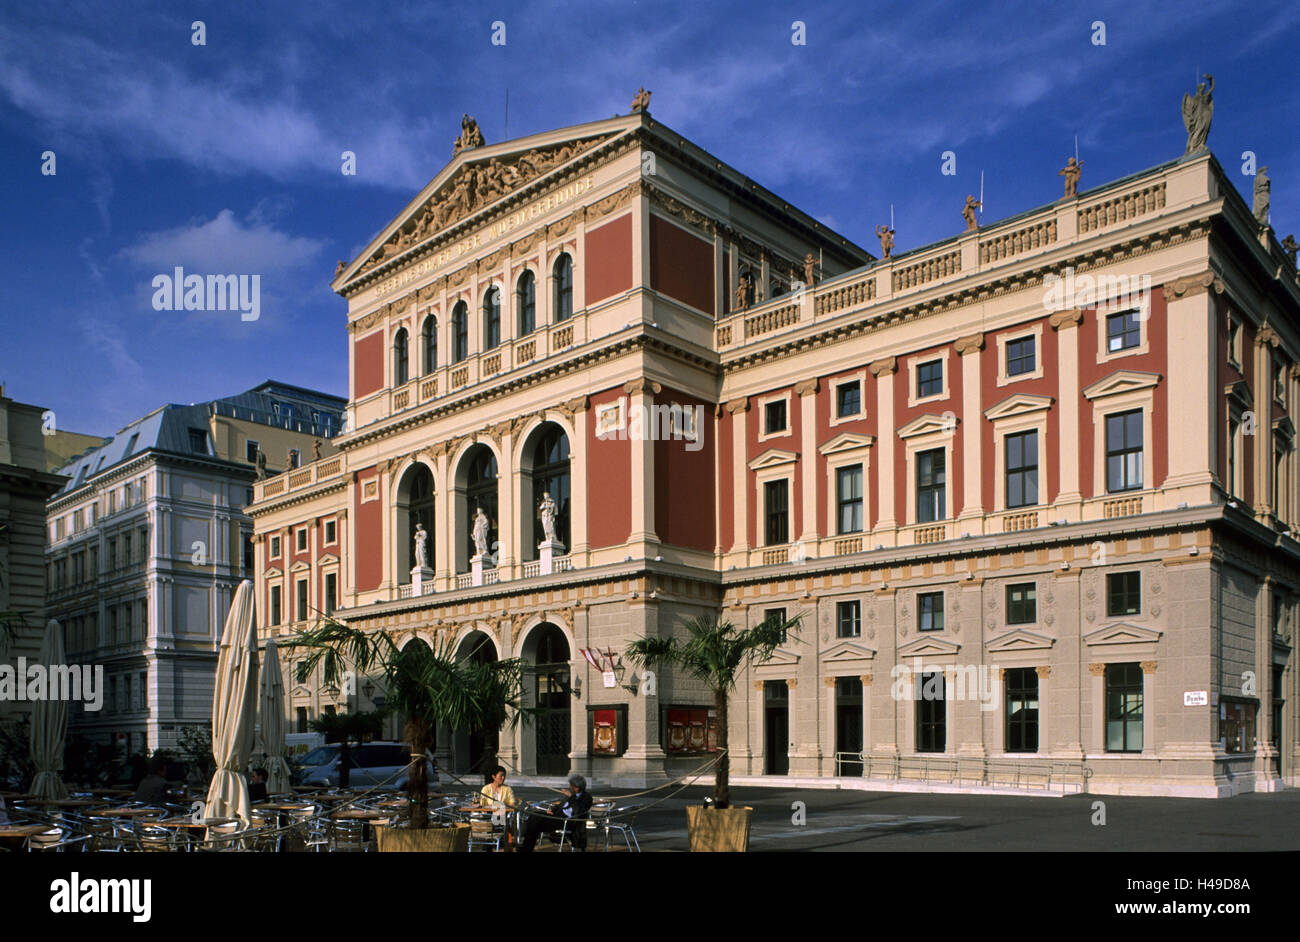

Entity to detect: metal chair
[330,818,369,852]
[555,802,607,852]
[602,805,642,852]
[467,809,505,852]
[137,826,178,852]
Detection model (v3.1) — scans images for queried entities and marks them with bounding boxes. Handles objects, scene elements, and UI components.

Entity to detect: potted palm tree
[289,616,531,851]
[626,612,799,852]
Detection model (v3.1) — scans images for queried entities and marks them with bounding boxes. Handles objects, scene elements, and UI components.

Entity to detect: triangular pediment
[319,552,339,566]
[897,636,962,657]
[1224,380,1253,408]
[822,640,876,663]
[339,124,624,287]
[1083,622,1163,646]
[984,393,1054,422]
[896,413,958,439]
[1273,415,1295,442]
[1082,369,1162,400]
[986,628,1056,653]
[290,560,311,574]
[754,647,801,669]
[290,683,312,699]
[818,432,875,456]
[749,448,799,470]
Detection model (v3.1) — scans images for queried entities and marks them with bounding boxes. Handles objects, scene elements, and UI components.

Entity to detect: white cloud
[118,210,324,274]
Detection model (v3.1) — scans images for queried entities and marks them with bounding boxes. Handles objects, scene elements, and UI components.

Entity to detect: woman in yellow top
[479,766,517,809]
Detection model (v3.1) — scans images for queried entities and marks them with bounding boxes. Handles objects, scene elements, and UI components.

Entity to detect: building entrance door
[764,680,789,775]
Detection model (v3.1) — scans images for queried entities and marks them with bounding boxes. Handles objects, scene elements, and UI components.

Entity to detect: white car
[296,742,439,789]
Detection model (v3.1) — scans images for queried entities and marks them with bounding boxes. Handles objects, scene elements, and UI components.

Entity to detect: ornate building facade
[250,109,1300,797]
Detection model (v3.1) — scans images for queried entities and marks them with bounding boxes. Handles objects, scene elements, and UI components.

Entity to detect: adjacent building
[249,107,1300,797]
[46,381,344,753]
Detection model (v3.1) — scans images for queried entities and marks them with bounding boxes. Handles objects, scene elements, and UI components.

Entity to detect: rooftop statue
[1182,74,1214,154]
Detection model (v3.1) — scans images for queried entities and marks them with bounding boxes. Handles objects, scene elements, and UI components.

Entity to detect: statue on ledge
[312,439,322,461]
[803,253,816,287]
[962,194,981,231]
[334,259,346,278]
[413,522,428,569]
[1181,74,1214,154]
[1282,234,1298,268]
[472,506,490,557]
[874,224,895,259]
[1253,166,1270,226]
[254,447,267,480]
[630,87,652,113]
[539,493,559,544]
[1058,156,1083,198]
[734,268,755,311]
[453,113,486,156]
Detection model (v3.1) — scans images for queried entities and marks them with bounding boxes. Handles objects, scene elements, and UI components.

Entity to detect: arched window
[531,425,570,551]
[553,253,573,322]
[407,464,435,571]
[451,301,468,363]
[421,315,437,374]
[516,270,536,336]
[393,328,409,385]
[464,446,498,569]
[482,286,501,350]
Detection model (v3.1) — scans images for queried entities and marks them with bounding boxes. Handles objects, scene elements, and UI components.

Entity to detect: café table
[26,798,104,808]
[0,824,54,849]
[100,806,164,818]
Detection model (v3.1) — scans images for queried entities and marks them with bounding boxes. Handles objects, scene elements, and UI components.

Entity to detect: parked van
[296,741,439,789]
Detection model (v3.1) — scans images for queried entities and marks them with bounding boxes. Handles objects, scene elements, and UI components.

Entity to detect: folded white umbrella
[257,639,293,795]
[29,619,69,800]
[205,581,259,825]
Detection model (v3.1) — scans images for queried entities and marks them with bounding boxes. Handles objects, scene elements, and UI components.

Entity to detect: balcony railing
[833,752,1089,795]
[1102,495,1143,518]
[254,454,347,502]
[1002,511,1040,532]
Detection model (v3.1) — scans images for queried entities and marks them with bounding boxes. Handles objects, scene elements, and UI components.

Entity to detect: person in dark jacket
[133,758,169,804]
[248,767,269,803]
[518,774,593,852]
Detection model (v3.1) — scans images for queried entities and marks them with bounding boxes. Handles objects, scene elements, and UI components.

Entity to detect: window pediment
[897,636,961,657]
[1273,415,1295,444]
[984,393,1054,422]
[1082,369,1162,400]
[822,640,876,663]
[985,628,1056,653]
[1224,380,1253,409]
[754,647,801,670]
[1083,622,1162,646]
[896,413,958,440]
[290,560,312,574]
[318,552,339,566]
[818,432,875,456]
[749,448,799,471]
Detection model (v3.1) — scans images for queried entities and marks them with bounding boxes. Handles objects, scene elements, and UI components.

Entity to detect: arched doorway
[457,445,498,572]
[520,423,570,560]
[523,623,571,776]
[452,630,499,777]
[395,463,435,582]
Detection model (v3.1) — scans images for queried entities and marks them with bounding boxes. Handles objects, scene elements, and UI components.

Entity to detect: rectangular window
[242,533,254,574]
[324,573,337,616]
[1274,356,1287,404]
[837,465,864,534]
[1006,336,1036,376]
[1105,409,1143,492]
[324,520,337,544]
[1105,663,1144,752]
[296,528,307,552]
[188,428,209,454]
[836,381,862,418]
[296,579,308,622]
[918,592,944,632]
[1005,430,1039,508]
[1227,319,1241,367]
[763,607,788,644]
[836,600,861,638]
[1007,582,1037,624]
[764,479,789,546]
[296,707,308,734]
[270,585,282,625]
[246,439,259,462]
[270,536,281,559]
[1106,571,1141,617]
[1005,667,1039,753]
[764,399,788,435]
[916,672,945,753]
[916,448,946,522]
[1106,311,1141,352]
[917,360,943,398]
[1221,699,1256,754]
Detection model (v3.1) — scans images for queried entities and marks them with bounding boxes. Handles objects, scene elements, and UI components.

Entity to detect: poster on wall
[592,708,619,754]
[665,707,719,754]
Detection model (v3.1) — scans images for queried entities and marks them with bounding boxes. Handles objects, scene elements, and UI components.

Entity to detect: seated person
[248,767,269,803]
[0,796,10,826]
[518,774,593,852]
[133,758,170,804]
[479,766,516,809]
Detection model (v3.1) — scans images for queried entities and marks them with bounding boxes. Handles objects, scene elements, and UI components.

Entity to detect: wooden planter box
[376,823,470,853]
[685,806,753,852]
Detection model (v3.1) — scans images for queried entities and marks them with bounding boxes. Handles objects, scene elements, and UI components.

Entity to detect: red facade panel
[353,468,382,591]
[354,331,385,398]
[585,214,633,305]
[586,388,632,547]
[649,215,715,315]
[653,387,715,550]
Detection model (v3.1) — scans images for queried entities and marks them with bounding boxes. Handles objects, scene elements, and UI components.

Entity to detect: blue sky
[2,0,1297,436]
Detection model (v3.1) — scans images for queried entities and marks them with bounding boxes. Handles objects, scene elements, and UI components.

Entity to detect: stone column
[1254,325,1281,522]
[625,379,660,549]
[796,378,820,554]
[1051,309,1084,513]
[870,358,898,543]
[1162,279,1219,497]
[567,397,591,564]
[497,426,516,579]
[726,399,750,558]
[1050,568,1085,757]
[955,333,984,528]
